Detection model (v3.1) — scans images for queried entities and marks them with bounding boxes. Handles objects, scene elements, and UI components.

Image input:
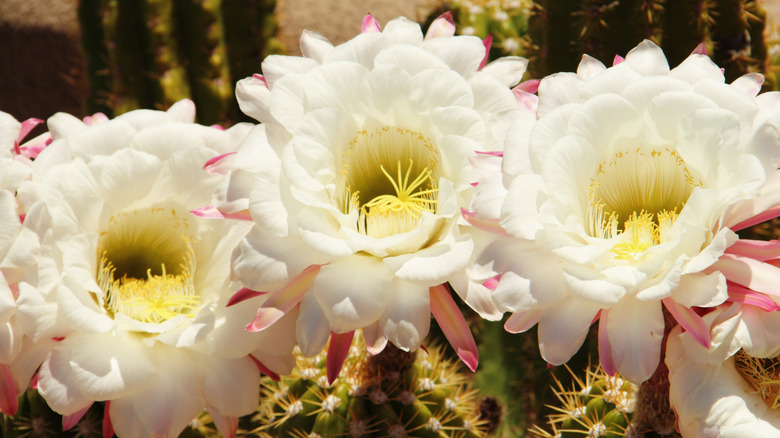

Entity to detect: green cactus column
[78,0,282,125]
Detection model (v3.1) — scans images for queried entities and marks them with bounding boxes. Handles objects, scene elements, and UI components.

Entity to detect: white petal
[606,298,664,383]
[65,332,156,400]
[310,255,391,333]
[383,235,473,285]
[378,279,430,351]
[202,356,259,416]
[537,297,600,365]
[296,292,331,357]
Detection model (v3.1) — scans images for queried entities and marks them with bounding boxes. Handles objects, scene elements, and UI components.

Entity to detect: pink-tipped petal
[84,113,109,125]
[250,355,280,381]
[361,14,382,33]
[461,208,510,236]
[692,42,708,55]
[475,150,504,157]
[362,325,388,355]
[203,152,236,174]
[246,265,321,332]
[730,205,780,231]
[0,364,17,415]
[598,310,617,376]
[103,401,115,438]
[63,404,92,431]
[430,284,478,372]
[725,239,780,261]
[327,331,355,384]
[504,310,540,333]
[208,408,238,438]
[18,118,43,142]
[19,135,51,159]
[190,205,252,221]
[612,54,625,65]
[663,298,710,348]
[712,253,780,296]
[425,12,456,39]
[483,275,500,291]
[727,282,780,311]
[479,34,493,70]
[512,88,539,112]
[227,287,267,307]
[515,79,540,94]
[251,74,269,87]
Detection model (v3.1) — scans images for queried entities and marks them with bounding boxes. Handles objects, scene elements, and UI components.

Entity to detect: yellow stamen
[339,127,441,238]
[96,208,200,324]
[587,148,700,259]
[735,350,780,409]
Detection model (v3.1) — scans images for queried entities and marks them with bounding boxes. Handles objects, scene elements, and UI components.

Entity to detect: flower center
[340,127,440,238]
[96,208,199,323]
[587,148,701,259]
[734,350,780,410]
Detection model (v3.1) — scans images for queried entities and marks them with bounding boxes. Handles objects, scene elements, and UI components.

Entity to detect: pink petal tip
[430,284,479,372]
[327,331,355,384]
[361,14,382,33]
[598,310,617,376]
[227,287,266,307]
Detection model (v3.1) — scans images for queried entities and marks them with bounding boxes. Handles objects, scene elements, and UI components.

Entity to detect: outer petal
[606,297,664,383]
[537,297,601,365]
[310,255,391,333]
[378,279,430,352]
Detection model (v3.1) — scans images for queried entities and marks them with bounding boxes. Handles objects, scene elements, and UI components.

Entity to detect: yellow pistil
[96,208,200,324]
[587,148,701,259]
[734,350,780,410]
[340,127,441,238]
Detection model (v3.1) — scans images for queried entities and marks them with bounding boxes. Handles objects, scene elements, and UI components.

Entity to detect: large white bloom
[667,303,780,437]
[16,101,297,437]
[0,111,46,415]
[207,14,532,373]
[467,40,780,383]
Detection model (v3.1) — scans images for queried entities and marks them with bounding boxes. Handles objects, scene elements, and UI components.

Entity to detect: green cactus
[529,364,687,438]
[451,0,534,60]
[442,0,778,86]
[528,365,639,438]
[214,336,499,437]
[78,0,284,124]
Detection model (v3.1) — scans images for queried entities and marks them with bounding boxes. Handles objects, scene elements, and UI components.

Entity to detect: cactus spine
[233,337,495,437]
[530,366,641,438]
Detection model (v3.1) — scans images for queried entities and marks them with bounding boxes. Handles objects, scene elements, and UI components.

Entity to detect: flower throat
[340,127,440,238]
[587,148,701,259]
[96,208,199,324]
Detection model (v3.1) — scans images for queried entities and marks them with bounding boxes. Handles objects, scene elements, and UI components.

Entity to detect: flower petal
[327,331,355,384]
[607,298,665,383]
[430,284,478,371]
[246,264,321,332]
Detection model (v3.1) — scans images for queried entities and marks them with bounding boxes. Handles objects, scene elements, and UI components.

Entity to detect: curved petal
[378,279,430,352]
[310,256,391,333]
[430,284,478,371]
[608,298,664,383]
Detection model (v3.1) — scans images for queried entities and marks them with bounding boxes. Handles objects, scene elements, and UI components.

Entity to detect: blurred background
[0,0,437,124]
[2,0,780,126]
[4,0,780,127]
